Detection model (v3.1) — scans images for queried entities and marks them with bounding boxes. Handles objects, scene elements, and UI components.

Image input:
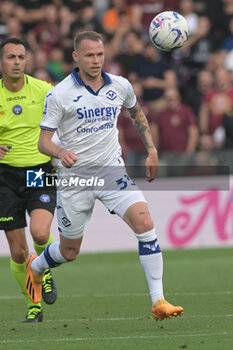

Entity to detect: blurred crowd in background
[0,0,233,176]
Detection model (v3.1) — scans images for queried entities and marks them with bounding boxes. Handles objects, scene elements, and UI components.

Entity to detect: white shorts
[56,158,146,239]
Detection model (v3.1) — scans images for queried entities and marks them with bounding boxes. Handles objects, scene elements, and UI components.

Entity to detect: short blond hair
[74,31,103,51]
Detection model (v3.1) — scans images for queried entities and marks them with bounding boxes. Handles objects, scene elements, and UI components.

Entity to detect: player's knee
[133,216,154,234]
[31,228,50,246]
[32,230,50,245]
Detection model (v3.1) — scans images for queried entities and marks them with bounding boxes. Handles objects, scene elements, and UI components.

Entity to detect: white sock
[32,242,67,274]
[135,229,164,306]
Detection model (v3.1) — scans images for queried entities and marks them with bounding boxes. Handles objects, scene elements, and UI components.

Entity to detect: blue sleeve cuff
[40,126,57,131]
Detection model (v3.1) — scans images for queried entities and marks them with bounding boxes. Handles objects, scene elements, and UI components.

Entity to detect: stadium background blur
[0,0,232,177]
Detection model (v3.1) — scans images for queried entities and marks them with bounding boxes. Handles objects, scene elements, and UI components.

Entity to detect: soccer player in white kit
[26,31,183,321]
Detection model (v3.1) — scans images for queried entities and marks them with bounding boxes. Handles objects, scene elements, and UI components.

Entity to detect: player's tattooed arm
[128,102,155,151]
[128,102,159,182]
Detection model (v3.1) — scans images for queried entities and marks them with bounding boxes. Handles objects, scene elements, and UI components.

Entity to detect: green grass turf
[0,248,233,350]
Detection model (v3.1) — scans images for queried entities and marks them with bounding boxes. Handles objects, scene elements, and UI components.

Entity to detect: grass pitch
[0,248,233,350]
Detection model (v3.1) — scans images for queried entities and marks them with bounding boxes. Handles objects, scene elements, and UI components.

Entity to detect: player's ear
[72,51,78,63]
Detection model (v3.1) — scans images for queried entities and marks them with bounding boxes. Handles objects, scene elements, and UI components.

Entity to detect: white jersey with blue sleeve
[41,68,136,167]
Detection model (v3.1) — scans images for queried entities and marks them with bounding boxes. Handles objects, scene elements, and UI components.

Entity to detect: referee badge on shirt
[12,105,23,115]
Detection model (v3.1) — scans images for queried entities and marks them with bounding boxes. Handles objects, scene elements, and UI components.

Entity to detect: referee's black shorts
[0,162,56,231]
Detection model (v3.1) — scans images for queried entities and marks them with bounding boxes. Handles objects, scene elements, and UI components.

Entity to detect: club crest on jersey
[12,105,22,115]
[106,90,117,101]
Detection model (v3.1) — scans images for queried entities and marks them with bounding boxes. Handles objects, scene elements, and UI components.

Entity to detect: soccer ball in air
[149,11,189,52]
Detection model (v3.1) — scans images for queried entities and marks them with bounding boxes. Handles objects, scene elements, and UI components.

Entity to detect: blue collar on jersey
[71,67,112,95]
